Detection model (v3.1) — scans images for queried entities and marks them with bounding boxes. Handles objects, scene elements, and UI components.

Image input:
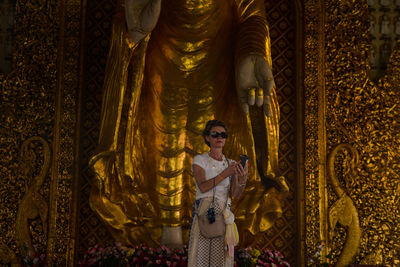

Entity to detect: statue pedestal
[161,226,183,249]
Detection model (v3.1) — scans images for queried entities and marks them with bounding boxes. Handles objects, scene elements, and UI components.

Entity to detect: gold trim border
[316,0,328,259]
[303,0,327,265]
[71,0,87,265]
[295,0,306,265]
[47,0,83,265]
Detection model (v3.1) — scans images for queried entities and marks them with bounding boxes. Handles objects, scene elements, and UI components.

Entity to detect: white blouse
[192,153,233,203]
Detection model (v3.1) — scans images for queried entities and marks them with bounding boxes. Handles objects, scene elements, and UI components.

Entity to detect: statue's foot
[161,226,183,249]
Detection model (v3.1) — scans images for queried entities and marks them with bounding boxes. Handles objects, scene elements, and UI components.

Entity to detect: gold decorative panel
[304,0,400,266]
[324,0,400,265]
[0,0,83,266]
[0,0,58,264]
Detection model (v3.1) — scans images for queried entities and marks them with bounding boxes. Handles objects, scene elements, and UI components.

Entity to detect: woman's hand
[231,161,248,198]
[224,162,238,177]
[125,0,162,43]
[235,161,248,183]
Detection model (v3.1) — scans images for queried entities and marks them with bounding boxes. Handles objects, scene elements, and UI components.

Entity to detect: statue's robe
[90,0,284,246]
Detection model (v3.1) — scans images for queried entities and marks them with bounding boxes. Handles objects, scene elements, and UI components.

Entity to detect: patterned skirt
[187,197,234,267]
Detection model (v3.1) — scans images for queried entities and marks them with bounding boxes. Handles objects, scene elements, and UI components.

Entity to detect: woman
[188,120,248,267]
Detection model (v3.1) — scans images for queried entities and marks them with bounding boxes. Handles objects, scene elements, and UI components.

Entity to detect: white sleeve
[192,154,205,172]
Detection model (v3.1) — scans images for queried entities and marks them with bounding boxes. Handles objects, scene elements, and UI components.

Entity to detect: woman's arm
[231,162,248,198]
[193,163,236,194]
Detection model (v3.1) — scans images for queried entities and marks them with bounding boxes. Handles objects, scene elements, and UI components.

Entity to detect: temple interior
[0,0,399,266]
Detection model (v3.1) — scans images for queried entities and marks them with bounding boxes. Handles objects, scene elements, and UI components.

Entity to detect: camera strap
[210,157,230,211]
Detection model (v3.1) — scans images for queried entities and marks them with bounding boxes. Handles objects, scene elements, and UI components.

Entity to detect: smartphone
[239,155,248,168]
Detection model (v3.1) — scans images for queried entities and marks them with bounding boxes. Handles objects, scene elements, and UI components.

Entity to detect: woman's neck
[209,149,223,161]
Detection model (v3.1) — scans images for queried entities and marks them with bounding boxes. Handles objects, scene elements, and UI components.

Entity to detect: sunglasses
[209,131,228,139]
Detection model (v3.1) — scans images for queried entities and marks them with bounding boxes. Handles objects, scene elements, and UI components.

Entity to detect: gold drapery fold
[89,10,161,245]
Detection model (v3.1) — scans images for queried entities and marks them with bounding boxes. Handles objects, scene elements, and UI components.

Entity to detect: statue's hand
[125,0,161,43]
[236,54,274,116]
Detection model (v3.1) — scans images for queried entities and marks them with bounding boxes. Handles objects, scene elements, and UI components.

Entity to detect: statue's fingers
[260,74,273,93]
[248,88,256,106]
[256,88,263,107]
[264,78,274,96]
[264,95,271,117]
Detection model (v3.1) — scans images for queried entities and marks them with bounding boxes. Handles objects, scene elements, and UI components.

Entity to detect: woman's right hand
[224,162,238,177]
[125,0,162,43]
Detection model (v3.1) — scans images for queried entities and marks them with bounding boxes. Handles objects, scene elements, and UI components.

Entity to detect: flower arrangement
[255,249,291,267]
[78,243,291,267]
[308,243,333,267]
[21,243,48,267]
[234,247,291,267]
[235,247,260,267]
[78,242,128,267]
[127,244,187,266]
[78,243,187,267]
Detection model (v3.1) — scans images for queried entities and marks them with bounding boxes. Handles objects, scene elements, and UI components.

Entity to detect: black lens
[220,132,228,138]
[210,131,228,139]
[210,132,217,138]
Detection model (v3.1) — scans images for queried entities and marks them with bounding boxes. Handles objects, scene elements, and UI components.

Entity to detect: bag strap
[225,157,231,208]
[210,157,230,210]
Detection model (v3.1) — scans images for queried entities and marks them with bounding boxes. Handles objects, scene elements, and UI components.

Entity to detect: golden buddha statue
[89,0,289,247]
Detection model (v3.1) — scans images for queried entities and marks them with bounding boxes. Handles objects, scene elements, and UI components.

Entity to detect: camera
[207,207,216,224]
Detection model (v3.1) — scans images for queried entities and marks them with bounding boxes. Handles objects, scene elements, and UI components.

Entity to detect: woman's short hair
[202,120,227,147]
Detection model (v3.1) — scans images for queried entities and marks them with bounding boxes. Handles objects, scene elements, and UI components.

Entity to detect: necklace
[208,151,223,161]
[208,153,227,173]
